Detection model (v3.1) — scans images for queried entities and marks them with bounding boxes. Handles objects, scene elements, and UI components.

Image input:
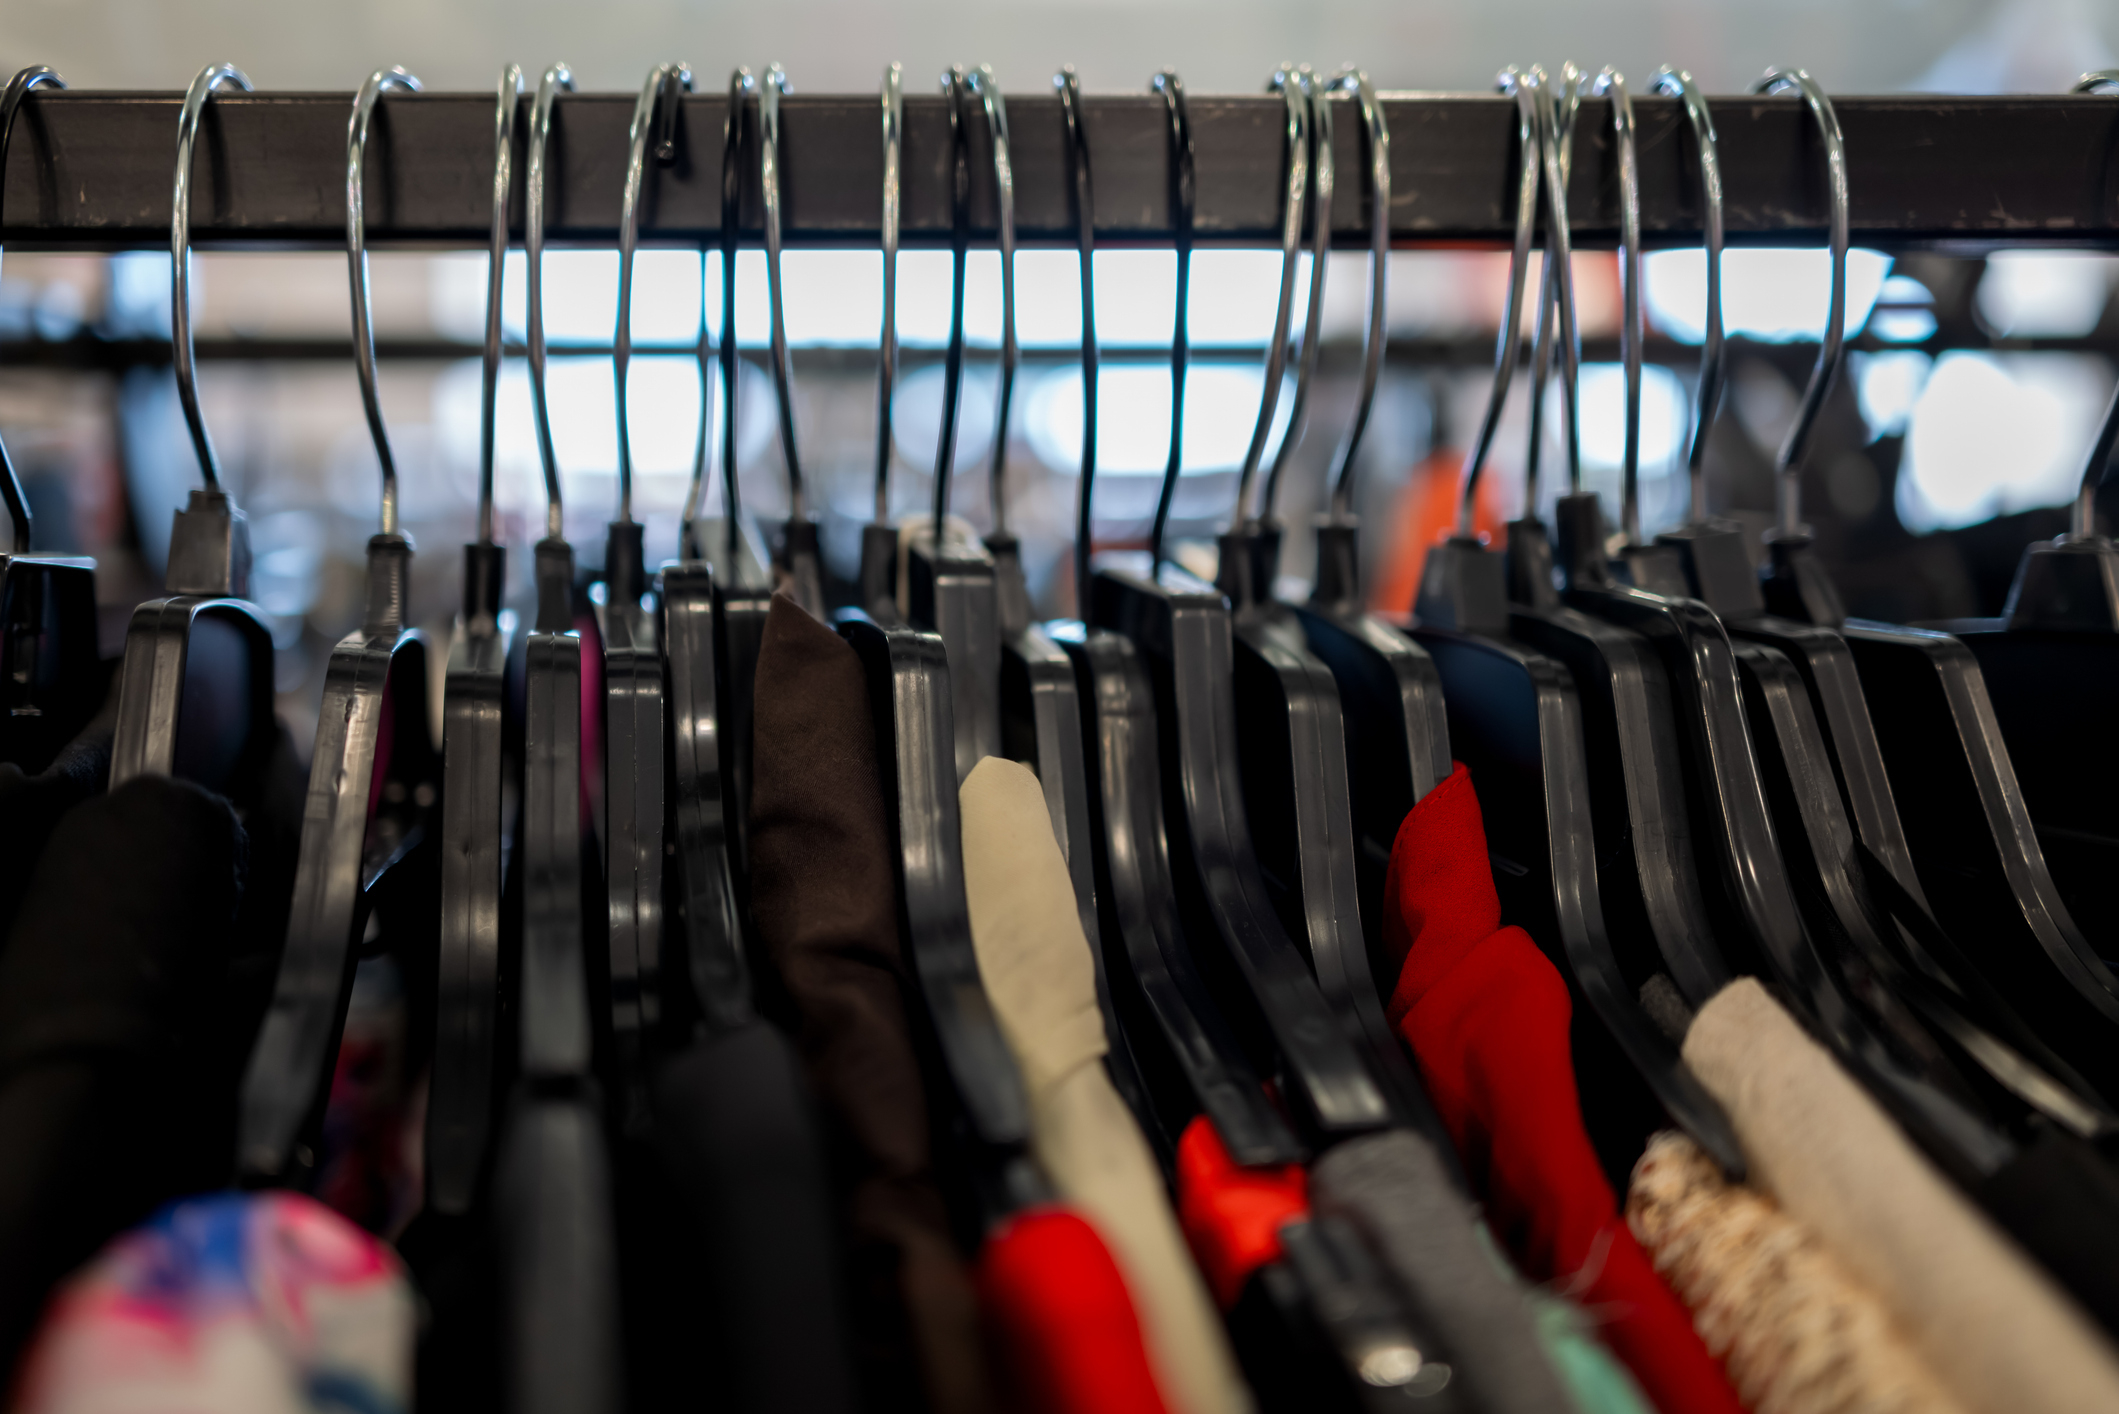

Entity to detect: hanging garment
[646,1022,858,1414]
[1627,1128,1967,1414]
[959,755,1246,1414]
[1382,763,1746,1414]
[978,1206,1173,1414]
[9,1191,414,1414]
[0,776,257,1383]
[1683,977,2119,1414]
[747,592,995,1414]
[1311,1129,1636,1414]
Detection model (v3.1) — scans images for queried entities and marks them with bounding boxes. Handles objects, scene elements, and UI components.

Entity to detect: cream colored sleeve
[960,756,1253,1414]
[1684,978,2119,1414]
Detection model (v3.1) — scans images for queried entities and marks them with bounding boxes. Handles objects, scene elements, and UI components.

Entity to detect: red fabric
[1386,764,1746,1414]
[1173,1115,1308,1310]
[977,1208,1171,1414]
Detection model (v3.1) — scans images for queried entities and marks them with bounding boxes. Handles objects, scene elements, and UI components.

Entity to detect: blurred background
[3,0,2119,751]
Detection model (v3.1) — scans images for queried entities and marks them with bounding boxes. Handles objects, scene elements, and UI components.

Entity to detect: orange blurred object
[1371,446,1508,616]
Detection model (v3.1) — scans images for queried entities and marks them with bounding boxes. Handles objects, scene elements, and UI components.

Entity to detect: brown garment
[748,593,994,1414]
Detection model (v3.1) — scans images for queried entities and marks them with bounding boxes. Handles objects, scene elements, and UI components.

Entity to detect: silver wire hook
[477,64,522,549]
[173,62,251,500]
[1592,68,1645,543]
[1536,65,1584,502]
[2068,71,2119,540]
[874,63,902,525]
[1262,65,1331,525]
[1057,66,1096,609]
[930,66,971,543]
[526,64,574,541]
[347,66,423,538]
[971,65,1018,539]
[616,62,694,527]
[1752,68,1848,539]
[759,63,807,521]
[1652,67,1724,525]
[1147,69,1194,579]
[0,65,65,554]
[1324,67,1387,523]
[1458,68,1542,536]
[1233,65,1310,528]
[1523,66,1580,511]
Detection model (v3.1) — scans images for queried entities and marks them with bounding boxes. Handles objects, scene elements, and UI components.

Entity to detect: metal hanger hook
[1457,67,1542,537]
[1147,68,1194,579]
[2068,71,2119,539]
[173,62,251,502]
[971,65,1018,540]
[712,67,755,558]
[617,61,695,526]
[760,63,807,522]
[1752,68,1848,538]
[1233,66,1309,528]
[1262,65,1332,527]
[1592,68,1645,543]
[1534,63,1584,503]
[347,65,423,538]
[873,62,902,526]
[0,65,65,554]
[476,63,522,549]
[1057,66,1096,609]
[526,63,574,541]
[1652,66,1725,525]
[1324,66,1388,524]
[930,66,972,543]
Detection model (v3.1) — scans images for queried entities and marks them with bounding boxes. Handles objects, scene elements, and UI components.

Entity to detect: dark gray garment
[1313,1129,1582,1414]
[495,1094,624,1414]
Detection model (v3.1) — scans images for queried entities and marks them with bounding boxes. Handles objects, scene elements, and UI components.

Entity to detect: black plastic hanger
[933,63,1160,1142]
[599,62,693,1129]
[489,73,624,1411]
[1285,69,1452,955]
[0,68,100,774]
[1044,68,1296,1165]
[709,68,775,895]
[660,244,751,1041]
[904,67,1003,785]
[106,63,275,803]
[1217,65,1461,1144]
[1574,76,2114,1137]
[815,69,1040,1217]
[237,67,442,1185]
[1411,66,1743,1178]
[428,64,522,1216]
[1928,68,2119,952]
[1653,72,2119,1102]
[1090,66,1390,1147]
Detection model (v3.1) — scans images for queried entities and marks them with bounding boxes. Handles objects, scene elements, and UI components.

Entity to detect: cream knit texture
[1684,979,2119,1414]
[959,756,1251,1414]
[1628,1129,1966,1414]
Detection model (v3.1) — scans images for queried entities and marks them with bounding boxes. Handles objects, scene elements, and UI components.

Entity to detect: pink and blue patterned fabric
[9,1191,412,1414]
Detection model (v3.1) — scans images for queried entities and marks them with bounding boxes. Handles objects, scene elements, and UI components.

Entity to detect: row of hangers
[1,58,2117,1359]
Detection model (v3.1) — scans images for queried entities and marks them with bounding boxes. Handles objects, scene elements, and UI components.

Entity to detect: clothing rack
[3,90,2118,251]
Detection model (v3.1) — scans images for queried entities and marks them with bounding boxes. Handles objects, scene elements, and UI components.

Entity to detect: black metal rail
[3,90,2118,252]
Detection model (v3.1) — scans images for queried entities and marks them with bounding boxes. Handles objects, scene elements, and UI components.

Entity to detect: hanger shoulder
[840,616,1032,1150]
[663,562,750,1034]
[429,613,512,1215]
[522,626,591,1078]
[237,624,412,1182]
[1295,605,1452,800]
[603,592,668,1086]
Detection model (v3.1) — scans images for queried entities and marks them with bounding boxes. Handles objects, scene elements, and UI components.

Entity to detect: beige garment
[1628,1129,1967,1414]
[959,756,1252,1414]
[1684,979,2119,1414]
